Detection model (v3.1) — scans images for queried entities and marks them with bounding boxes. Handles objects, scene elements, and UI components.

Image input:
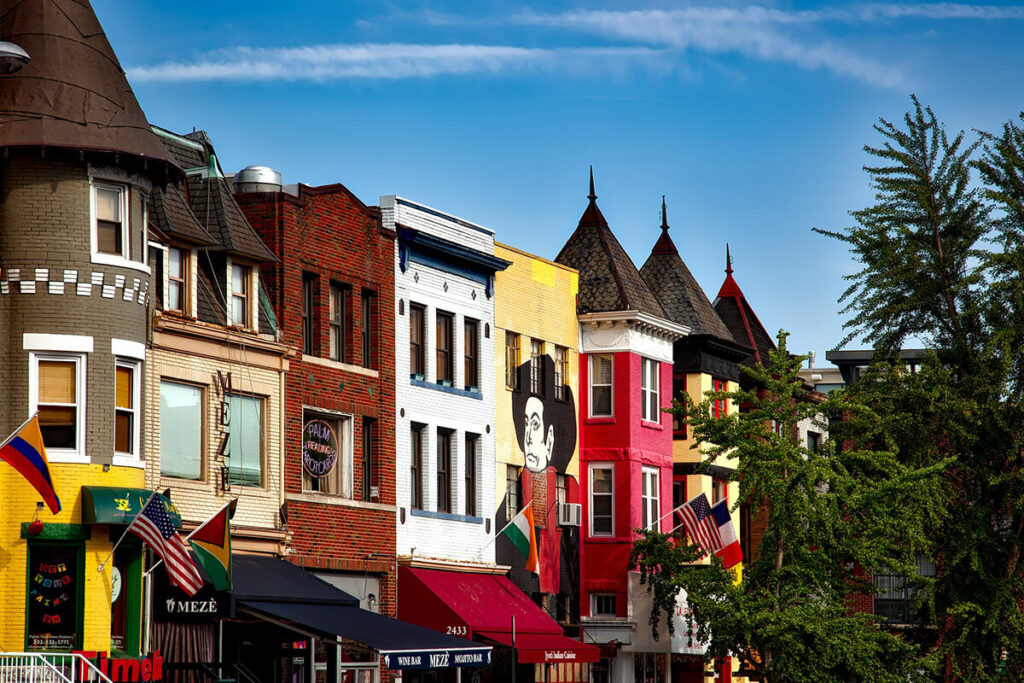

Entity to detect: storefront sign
[152,569,230,621]
[381,649,491,670]
[73,651,163,682]
[27,545,78,651]
[302,419,338,477]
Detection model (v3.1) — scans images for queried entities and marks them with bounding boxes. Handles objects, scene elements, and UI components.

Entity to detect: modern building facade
[554,176,688,682]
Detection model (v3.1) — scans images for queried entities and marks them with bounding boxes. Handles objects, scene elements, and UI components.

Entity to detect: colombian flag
[0,415,61,514]
[189,499,235,591]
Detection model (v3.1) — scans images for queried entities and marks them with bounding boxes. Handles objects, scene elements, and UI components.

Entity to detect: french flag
[709,499,743,569]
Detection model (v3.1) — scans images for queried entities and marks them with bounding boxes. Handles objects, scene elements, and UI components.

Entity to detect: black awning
[231,555,357,606]
[238,600,492,671]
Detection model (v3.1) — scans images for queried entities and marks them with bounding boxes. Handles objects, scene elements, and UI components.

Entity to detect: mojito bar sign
[302,419,338,478]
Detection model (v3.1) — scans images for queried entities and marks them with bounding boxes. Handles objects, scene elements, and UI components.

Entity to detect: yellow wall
[492,243,580,499]
[0,463,144,652]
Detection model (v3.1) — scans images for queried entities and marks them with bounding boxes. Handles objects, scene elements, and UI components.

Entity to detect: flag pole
[145,498,235,577]
[99,490,158,572]
[475,500,533,561]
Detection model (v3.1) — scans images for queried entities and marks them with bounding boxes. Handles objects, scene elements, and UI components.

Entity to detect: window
[556,473,568,506]
[641,467,660,531]
[33,355,84,456]
[329,283,348,362]
[94,182,127,256]
[591,594,617,617]
[409,304,425,378]
[807,431,821,452]
[590,464,614,536]
[530,340,545,395]
[712,378,728,419]
[464,319,479,390]
[227,394,263,487]
[590,354,613,417]
[465,434,479,516]
[302,273,316,355]
[114,361,140,457]
[712,478,727,505]
[167,247,188,312]
[410,424,425,510]
[436,311,454,384]
[437,429,453,513]
[160,381,203,480]
[361,418,375,502]
[302,413,352,496]
[554,346,568,401]
[505,332,520,390]
[874,556,936,624]
[641,358,660,422]
[672,373,687,436]
[506,465,521,519]
[230,264,250,328]
[361,290,375,369]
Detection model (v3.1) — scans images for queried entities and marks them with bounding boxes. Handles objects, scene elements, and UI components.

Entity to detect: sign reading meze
[382,649,491,670]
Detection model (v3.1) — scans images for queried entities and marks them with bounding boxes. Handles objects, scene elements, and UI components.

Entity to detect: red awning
[398,566,599,664]
[479,631,600,664]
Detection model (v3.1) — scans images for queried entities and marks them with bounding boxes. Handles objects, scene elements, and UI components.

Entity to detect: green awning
[81,487,182,528]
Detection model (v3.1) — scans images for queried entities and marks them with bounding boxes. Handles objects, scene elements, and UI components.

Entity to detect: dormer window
[167,247,188,312]
[231,263,250,328]
[94,183,127,256]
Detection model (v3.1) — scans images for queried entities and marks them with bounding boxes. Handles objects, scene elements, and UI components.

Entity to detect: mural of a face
[524,396,554,472]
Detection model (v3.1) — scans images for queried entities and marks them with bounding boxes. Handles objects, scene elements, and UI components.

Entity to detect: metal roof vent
[234,165,282,193]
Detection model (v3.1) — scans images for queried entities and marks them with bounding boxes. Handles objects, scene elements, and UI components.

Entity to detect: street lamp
[0,40,30,74]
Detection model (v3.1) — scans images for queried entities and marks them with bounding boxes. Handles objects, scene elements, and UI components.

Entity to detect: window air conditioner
[558,502,582,527]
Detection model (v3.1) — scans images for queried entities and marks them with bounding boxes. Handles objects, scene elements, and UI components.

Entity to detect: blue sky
[95,1,1024,365]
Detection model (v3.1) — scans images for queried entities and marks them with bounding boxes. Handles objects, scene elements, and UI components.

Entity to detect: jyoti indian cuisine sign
[302,419,338,478]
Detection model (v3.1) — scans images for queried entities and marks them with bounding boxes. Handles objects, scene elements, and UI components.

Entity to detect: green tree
[817,98,1024,680]
[631,333,946,683]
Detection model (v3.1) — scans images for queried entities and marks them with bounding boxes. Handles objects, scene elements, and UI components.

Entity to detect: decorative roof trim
[579,310,690,342]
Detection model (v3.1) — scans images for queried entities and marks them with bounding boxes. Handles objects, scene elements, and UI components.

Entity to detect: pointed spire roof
[555,170,665,317]
[713,246,776,365]
[639,199,734,340]
[0,0,174,166]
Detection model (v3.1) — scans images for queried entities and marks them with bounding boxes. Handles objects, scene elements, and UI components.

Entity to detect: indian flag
[188,500,235,591]
[502,502,540,574]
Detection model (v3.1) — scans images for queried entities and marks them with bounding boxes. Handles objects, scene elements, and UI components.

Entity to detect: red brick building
[235,172,398,617]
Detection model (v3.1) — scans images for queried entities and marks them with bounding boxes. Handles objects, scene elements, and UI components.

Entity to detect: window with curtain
[590,464,614,536]
[114,361,139,456]
[641,358,660,422]
[590,354,613,417]
[167,247,188,312]
[227,394,263,487]
[94,183,125,256]
[231,264,250,328]
[409,303,425,378]
[36,357,81,451]
[641,467,659,530]
[436,311,453,384]
[464,319,479,390]
[302,412,352,496]
[160,381,203,480]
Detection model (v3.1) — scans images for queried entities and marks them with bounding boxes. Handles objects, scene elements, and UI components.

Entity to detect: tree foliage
[631,333,947,683]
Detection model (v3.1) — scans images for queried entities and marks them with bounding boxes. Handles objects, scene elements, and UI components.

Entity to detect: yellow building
[492,243,581,648]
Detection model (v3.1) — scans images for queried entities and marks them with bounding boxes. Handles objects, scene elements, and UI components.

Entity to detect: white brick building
[382,196,510,564]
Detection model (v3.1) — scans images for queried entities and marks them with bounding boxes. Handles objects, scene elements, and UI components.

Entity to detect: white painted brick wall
[384,195,500,564]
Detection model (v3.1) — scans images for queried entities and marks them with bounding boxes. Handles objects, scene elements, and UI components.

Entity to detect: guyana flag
[188,500,236,591]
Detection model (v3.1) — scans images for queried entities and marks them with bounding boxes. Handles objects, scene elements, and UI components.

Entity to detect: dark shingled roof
[640,199,734,341]
[713,246,777,365]
[0,0,174,166]
[555,171,665,317]
[148,183,217,247]
[152,128,276,263]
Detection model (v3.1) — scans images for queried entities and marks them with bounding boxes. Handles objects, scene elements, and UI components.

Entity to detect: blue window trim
[396,225,510,298]
[410,508,484,524]
[410,377,483,399]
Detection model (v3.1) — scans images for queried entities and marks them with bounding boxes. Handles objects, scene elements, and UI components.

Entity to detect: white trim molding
[111,338,146,361]
[23,333,95,353]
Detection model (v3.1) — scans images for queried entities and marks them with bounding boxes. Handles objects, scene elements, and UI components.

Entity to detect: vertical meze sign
[302,419,338,478]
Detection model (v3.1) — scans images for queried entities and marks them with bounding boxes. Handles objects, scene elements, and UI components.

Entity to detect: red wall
[578,349,675,617]
[237,185,398,616]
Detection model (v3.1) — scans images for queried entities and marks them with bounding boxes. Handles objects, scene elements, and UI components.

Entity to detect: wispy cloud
[127,43,665,82]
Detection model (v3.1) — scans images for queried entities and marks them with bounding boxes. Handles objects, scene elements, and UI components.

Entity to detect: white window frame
[90,180,150,273]
[29,352,88,464]
[589,463,615,537]
[166,245,190,314]
[591,593,617,617]
[301,407,354,498]
[159,379,206,481]
[112,358,143,468]
[641,358,660,423]
[641,466,660,531]
[589,354,614,418]
[226,392,267,489]
[228,259,255,329]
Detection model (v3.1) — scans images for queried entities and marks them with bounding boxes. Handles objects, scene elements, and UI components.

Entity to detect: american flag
[675,493,723,555]
[129,494,203,595]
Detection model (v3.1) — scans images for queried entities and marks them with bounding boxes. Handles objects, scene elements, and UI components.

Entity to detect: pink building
[555,174,689,682]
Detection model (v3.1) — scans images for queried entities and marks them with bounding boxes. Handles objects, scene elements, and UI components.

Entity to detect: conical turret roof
[640,199,735,341]
[555,169,665,317]
[0,0,173,166]
[713,246,776,365]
